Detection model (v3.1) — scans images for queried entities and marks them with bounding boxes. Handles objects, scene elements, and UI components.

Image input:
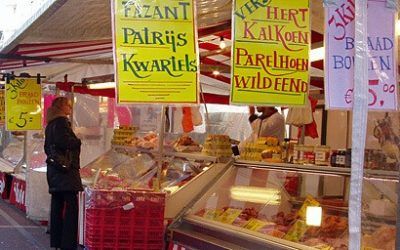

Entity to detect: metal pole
[199,83,210,133]
[71,84,75,129]
[349,0,369,248]
[155,105,167,191]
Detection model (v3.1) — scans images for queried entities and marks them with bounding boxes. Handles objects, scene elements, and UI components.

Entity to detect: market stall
[0,0,399,249]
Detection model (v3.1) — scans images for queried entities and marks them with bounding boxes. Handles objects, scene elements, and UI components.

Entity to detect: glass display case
[79,146,231,219]
[169,160,397,250]
[0,129,25,173]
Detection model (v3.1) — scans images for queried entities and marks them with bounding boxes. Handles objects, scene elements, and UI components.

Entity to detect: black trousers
[50,191,78,250]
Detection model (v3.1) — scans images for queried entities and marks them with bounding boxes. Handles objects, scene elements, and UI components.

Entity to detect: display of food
[240,137,282,162]
[195,204,350,249]
[80,150,155,189]
[261,137,282,163]
[112,129,159,151]
[202,134,232,157]
[111,126,138,146]
[173,135,201,152]
[363,225,396,250]
[364,149,398,171]
[240,137,269,161]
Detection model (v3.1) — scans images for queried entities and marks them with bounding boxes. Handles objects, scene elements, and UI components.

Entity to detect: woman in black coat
[44,97,83,250]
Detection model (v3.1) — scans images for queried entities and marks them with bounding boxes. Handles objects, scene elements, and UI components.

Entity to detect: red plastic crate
[84,189,165,250]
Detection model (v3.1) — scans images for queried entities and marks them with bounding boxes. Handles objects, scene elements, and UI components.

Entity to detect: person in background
[44,97,82,250]
[247,106,285,142]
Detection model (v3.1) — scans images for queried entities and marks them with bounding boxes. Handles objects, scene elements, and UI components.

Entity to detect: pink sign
[325,0,397,110]
[43,94,56,126]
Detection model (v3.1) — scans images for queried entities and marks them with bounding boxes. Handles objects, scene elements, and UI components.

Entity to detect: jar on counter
[299,145,315,165]
[293,145,300,164]
[336,149,346,167]
[315,145,331,166]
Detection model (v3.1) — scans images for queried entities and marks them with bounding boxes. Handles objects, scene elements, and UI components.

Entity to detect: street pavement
[0,198,51,249]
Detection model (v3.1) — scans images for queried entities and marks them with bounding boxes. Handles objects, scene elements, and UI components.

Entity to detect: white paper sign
[325,0,397,110]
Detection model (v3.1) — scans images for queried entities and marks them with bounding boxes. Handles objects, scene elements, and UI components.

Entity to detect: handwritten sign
[325,0,397,110]
[231,0,310,106]
[112,0,199,104]
[6,78,42,131]
[0,90,5,125]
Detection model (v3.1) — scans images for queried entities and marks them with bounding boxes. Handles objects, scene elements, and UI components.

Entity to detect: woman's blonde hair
[51,97,70,109]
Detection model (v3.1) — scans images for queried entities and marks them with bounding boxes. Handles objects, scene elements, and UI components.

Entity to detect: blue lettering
[333,55,353,69]
[382,37,393,50]
[345,37,354,50]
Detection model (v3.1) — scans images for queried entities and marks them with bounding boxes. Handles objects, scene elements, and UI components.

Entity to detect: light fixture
[219,37,226,49]
[310,47,324,62]
[230,186,281,205]
[306,206,322,226]
[212,70,220,76]
[88,82,116,89]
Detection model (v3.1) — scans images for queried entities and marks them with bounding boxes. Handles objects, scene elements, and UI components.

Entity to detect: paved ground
[0,198,51,249]
[0,198,86,249]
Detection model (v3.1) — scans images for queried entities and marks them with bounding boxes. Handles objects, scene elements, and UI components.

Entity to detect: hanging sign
[231,0,310,106]
[6,78,42,131]
[112,0,199,104]
[0,90,5,125]
[325,0,397,110]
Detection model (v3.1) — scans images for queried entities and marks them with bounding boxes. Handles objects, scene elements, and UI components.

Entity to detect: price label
[243,218,269,232]
[203,209,224,220]
[6,78,42,131]
[216,208,242,224]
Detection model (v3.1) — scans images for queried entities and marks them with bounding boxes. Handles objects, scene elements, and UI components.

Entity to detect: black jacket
[44,116,83,193]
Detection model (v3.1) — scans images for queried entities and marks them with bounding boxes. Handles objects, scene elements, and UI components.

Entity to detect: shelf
[111,145,157,155]
[235,160,351,176]
[163,151,219,163]
[234,160,398,180]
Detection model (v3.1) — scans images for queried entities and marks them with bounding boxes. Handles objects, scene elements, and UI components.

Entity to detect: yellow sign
[231,0,310,106]
[0,90,5,125]
[243,218,269,231]
[216,208,242,224]
[6,78,42,131]
[112,0,199,104]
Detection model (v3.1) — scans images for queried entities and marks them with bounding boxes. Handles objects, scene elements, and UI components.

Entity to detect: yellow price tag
[217,208,242,224]
[203,209,224,220]
[284,219,308,242]
[243,218,269,231]
[6,78,42,131]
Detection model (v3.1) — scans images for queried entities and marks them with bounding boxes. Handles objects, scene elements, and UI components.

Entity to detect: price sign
[0,90,5,125]
[112,0,199,104]
[6,78,42,131]
[231,0,310,106]
[325,0,397,110]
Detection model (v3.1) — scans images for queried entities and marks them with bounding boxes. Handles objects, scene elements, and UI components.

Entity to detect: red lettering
[243,21,257,39]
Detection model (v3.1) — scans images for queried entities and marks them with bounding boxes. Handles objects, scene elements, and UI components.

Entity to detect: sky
[0,0,49,47]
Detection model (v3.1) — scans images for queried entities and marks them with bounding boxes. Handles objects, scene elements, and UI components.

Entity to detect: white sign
[325,0,397,110]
